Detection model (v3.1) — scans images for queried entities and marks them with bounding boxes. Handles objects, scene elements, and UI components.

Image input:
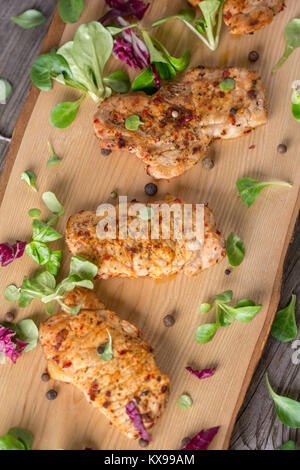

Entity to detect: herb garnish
[195,290,262,344]
[219,78,235,92]
[11,9,46,29]
[97,329,114,361]
[236,177,292,208]
[273,19,300,72]
[271,295,298,343]
[226,232,245,266]
[28,208,41,218]
[21,170,37,192]
[266,374,300,428]
[125,115,143,130]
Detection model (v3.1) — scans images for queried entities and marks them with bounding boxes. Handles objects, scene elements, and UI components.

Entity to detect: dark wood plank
[0,0,299,450]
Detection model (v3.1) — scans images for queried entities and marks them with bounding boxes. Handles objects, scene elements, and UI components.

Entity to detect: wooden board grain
[0,0,299,450]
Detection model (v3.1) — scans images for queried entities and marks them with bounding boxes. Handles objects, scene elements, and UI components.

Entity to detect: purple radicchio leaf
[0,325,28,364]
[113,18,149,69]
[126,399,152,441]
[0,241,26,267]
[186,366,216,380]
[182,426,220,450]
[100,0,149,24]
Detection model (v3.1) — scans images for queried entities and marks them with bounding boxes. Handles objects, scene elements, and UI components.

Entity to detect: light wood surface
[0,0,299,450]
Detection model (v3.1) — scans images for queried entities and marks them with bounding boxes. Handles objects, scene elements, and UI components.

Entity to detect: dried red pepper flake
[62,362,72,369]
[249,145,256,150]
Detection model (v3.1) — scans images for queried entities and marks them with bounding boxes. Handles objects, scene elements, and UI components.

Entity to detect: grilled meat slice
[223,0,285,34]
[65,195,226,280]
[94,67,267,179]
[39,288,170,440]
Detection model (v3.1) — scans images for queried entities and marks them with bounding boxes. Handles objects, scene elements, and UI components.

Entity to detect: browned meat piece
[94,67,267,179]
[65,195,226,280]
[39,288,170,440]
[223,0,285,34]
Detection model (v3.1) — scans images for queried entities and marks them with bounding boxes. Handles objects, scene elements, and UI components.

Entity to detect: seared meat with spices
[65,195,225,280]
[39,288,170,440]
[94,67,267,179]
[223,0,285,34]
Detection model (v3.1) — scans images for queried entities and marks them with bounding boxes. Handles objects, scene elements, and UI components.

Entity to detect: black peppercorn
[181,437,191,448]
[97,346,105,355]
[163,314,175,327]
[46,389,57,400]
[41,372,50,382]
[225,269,231,276]
[201,157,215,170]
[101,148,112,156]
[248,50,259,62]
[139,438,149,448]
[230,107,237,115]
[277,143,287,154]
[145,183,158,196]
[4,312,14,322]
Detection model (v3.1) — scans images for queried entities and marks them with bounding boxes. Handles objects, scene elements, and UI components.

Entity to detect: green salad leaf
[28,208,41,218]
[266,374,300,428]
[42,192,64,216]
[58,0,84,24]
[291,81,300,122]
[0,427,33,450]
[3,285,20,302]
[236,177,292,208]
[11,9,46,29]
[196,291,262,344]
[45,250,62,277]
[30,53,73,92]
[103,71,131,94]
[32,220,61,243]
[177,393,193,410]
[0,79,12,103]
[273,18,300,72]
[152,1,225,51]
[271,295,298,342]
[277,440,296,450]
[50,94,86,129]
[17,319,39,352]
[47,142,62,166]
[21,170,37,192]
[226,232,245,266]
[219,78,235,92]
[25,241,50,265]
[97,329,114,361]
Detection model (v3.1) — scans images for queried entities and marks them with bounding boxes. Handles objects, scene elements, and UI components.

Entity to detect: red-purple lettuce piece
[113,37,148,69]
[0,241,26,267]
[126,400,152,441]
[186,366,216,380]
[182,426,219,450]
[150,64,160,90]
[0,325,28,364]
[100,0,149,23]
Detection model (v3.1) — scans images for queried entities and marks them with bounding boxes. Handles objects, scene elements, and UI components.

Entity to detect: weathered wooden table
[0,0,299,450]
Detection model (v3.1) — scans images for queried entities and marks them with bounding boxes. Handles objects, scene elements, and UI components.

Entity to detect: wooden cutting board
[0,0,299,450]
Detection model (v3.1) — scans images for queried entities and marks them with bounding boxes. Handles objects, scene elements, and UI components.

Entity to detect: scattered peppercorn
[139,438,149,448]
[4,312,14,322]
[46,389,57,400]
[110,191,118,199]
[97,346,105,355]
[201,157,215,170]
[230,107,237,115]
[101,148,112,156]
[181,437,191,448]
[145,182,158,196]
[41,372,50,382]
[225,269,231,276]
[163,314,175,327]
[248,50,259,62]
[277,143,287,154]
